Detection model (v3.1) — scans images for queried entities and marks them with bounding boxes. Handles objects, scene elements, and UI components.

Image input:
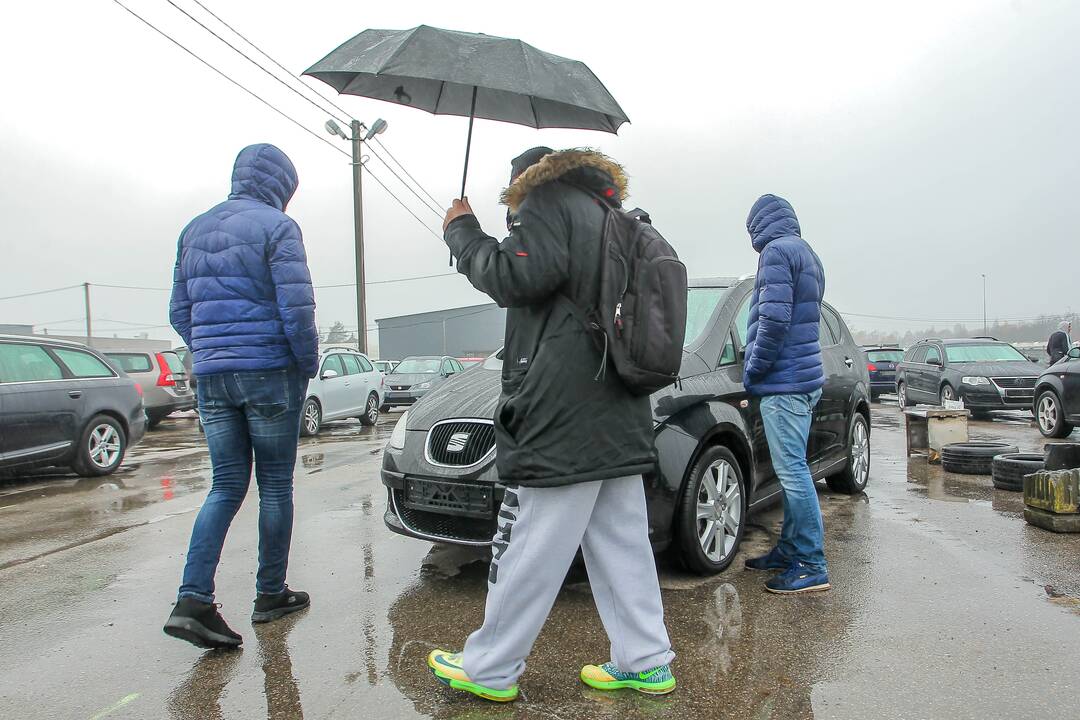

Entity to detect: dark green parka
[444,150,656,487]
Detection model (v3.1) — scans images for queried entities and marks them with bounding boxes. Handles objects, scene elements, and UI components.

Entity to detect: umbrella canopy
[304,25,629,132]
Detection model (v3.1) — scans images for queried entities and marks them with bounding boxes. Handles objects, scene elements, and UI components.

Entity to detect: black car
[381,277,872,575]
[895,338,1045,415]
[0,335,146,476]
[381,356,467,411]
[862,345,904,401]
[1033,345,1080,438]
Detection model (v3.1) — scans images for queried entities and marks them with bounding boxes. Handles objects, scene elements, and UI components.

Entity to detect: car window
[454,360,465,372]
[341,354,363,375]
[733,292,753,347]
[945,343,1027,363]
[321,355,345,377]
[106,353,153,373]
[393,358,441,374]
[357,355,374,373]
[0,343,64,383]
[684,287,728,348]
[822,306,845,346]
[925,346,942,365]
[867,350,904,363]
[718,332,737,367]
[54,348,115,378]
[818,311,839,346]
[160,351,186,374]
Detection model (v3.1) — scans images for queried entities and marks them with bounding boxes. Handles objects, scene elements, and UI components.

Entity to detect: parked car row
[105,349,194,428]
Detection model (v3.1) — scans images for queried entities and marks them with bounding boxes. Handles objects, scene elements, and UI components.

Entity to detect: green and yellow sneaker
[580,662,676,695]
[427,649,519,703]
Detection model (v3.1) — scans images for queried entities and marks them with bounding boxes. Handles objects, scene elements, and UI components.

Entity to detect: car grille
[390,384,410,391]
[426,420,496,467]
[991,377,1037,389]
[393,489,496,544]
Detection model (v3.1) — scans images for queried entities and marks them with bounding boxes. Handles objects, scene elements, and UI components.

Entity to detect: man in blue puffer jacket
[741,194,831,595]
[164,144,319,648]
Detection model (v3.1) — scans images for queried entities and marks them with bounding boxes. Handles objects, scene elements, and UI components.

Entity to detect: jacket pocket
[234,370,290,420]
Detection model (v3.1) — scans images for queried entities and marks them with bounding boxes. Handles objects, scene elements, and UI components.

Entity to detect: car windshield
[685,287,728,347]
[946,344,1027,363]
[867,350,904,363]
[393,359,441,374]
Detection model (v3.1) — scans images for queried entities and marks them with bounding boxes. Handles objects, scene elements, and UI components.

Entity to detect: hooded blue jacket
[743,195,826,396]
[169,144,319,378]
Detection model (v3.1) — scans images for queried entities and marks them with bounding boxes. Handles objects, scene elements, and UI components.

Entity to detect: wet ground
[1,404,1078,719]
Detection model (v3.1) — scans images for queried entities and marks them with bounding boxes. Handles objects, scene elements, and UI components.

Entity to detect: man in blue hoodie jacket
[741,195,830,595]
[164,144,319,648]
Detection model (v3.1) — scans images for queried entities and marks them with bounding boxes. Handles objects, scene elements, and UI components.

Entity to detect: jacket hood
[229,144,298,211]
[500,149,628,212]
[1059,321,1071,332]
[747,194,801,253]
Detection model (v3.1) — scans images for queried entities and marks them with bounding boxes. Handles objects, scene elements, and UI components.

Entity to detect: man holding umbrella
[423,148,676,702]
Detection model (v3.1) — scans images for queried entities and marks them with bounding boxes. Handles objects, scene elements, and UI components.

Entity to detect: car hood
[950,361,1043,377]
[405,350,710,432]
[385,373,439,386]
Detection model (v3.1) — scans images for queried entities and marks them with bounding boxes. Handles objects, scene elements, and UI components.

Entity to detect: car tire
[146,413,163,430]
[939,383,958,406]
[72,415,127,477]
[941,442,1019,475]
[1036,390,1073,439]
[676,445,746,576]
[360,393,380,427]
[897,382,912,408]
[827,412,871,494]
[380,404,391,413]
[300,398,321,437]
[991,453,1044,491]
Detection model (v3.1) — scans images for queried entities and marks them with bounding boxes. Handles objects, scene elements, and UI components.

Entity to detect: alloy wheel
[851,418,870,488]
[1038,394,1058,434]
[898,384,907,408]
[304,401,320,435]
[697,458,743,563]
[367,396,379,424]
[941,385,957,404]
[89,424,122,469]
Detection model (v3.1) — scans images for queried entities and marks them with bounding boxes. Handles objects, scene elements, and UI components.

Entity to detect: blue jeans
[178,367,307,603]
[760,389,826,573]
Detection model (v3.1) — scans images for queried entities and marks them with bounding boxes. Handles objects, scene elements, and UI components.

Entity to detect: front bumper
[384,388,431,406]
[960,386,1035,409]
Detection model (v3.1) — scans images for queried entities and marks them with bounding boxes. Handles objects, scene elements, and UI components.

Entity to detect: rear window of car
[867,350,904,362]
[54,348,115,378]
[357,355,374,373]
[686,287,728,347]
[946,343,1027,363]
[0,343,64,382]
[107,353,153,373]
[160,352,186,374]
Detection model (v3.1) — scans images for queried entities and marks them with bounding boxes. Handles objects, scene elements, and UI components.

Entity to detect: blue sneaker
[744,547,790,571]
[765,562,831,594]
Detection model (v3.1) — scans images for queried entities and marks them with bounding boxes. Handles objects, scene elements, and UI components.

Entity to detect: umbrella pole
[460,86,478,199]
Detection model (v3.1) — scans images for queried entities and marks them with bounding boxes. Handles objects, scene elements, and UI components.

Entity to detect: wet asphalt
[0,404,1078,719]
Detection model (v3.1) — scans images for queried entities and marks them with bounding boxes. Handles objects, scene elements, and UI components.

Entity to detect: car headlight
[961,376,991,386]
[413,381,432,391]
[388,411,409,450]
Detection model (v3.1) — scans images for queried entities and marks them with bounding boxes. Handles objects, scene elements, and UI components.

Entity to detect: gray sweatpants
[462,475,675,690]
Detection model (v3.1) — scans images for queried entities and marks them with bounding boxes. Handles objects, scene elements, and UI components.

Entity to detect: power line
[360,160,444,240]
[178,0,443,217]
[0,284,82,302]
[111,0,349,159]
[372,137,444,210]
[317,271,459,288]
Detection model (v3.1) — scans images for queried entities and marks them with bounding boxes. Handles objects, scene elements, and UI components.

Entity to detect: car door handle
[844,357,854,368]
[68,391,82,399]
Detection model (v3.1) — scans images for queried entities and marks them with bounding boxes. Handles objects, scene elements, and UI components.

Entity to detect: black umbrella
[304,25,629,198]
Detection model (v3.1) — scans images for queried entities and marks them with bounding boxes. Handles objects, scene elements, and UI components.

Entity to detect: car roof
[0,333,93,349]
[688,276,740,289]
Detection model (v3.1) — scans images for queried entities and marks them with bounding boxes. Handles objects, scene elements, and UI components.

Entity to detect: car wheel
[676,445,746,575]
[380,404,391,413]
[897,382,911,408]
[991,453,1044,491]
[827,412,871,494]
[360,393,380,427]
[146,413,163,430]
[72,415,127,477]
[300,398,321,437]
[939,383,958,405]
[1036,390,1073,439]
[941,442,1019,475]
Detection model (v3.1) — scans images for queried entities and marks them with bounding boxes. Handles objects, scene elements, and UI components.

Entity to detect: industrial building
[375,303,505,361]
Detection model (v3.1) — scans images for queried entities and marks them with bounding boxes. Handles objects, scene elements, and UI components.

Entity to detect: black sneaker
[163,598,243,649]
[251,588,310,624]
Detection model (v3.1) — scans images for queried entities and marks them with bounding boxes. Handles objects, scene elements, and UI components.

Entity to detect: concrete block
[1025,506,1080,533]
[1023,469,1080,514]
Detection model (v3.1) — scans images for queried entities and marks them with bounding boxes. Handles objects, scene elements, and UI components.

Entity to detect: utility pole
[350,120,368,355]
[83,282,93,347]
[982,274,988,335]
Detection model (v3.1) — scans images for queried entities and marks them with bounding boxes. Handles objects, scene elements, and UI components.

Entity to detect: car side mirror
[1070,347,1080,360]
[321,369,339,380]
[927,358,941,367]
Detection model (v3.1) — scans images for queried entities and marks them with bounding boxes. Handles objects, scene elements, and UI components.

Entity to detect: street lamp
[325,116,388,354]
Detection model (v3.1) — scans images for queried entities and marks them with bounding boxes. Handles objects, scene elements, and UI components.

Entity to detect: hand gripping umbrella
[304,25,629,200]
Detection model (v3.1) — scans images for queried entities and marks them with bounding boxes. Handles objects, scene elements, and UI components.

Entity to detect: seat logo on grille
[447,432,470,453]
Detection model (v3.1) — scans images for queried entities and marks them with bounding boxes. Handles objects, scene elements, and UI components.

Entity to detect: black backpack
[566,201,688,396]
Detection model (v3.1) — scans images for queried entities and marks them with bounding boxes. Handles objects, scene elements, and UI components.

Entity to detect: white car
[301,348,384,436]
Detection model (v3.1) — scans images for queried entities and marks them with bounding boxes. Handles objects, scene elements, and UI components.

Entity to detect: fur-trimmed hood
[500,149,628,212]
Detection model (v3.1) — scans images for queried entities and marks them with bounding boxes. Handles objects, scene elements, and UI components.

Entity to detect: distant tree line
[850,314,1073,349]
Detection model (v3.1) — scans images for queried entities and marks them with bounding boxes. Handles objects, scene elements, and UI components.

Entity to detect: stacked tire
[941,443,1019,475]
[991,454,1045,491]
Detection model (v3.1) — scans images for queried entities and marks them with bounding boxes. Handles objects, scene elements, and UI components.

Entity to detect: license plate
[404,478,493,518]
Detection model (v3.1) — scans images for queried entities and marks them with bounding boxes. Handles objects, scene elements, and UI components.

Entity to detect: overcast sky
[2,0,1077,350]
